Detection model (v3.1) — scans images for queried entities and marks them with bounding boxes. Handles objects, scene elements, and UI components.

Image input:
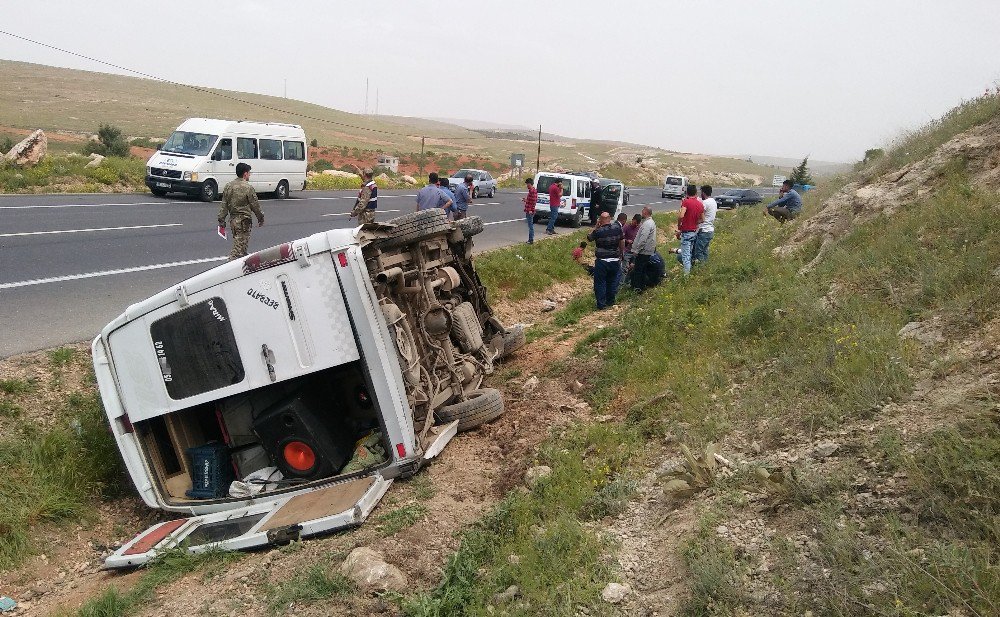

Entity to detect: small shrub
[97,124,130,157]
[310,159,334,172]
[310,138,318,147]
[0,378,35,395]
[267,564,352,614]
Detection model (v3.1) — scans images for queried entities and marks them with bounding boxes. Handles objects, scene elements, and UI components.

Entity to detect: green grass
[266,563,353,615]
[0,378,36,395]
[375,503,428,537]
[475,230,588,301]
[403,422,642,615]
[0,384,123,569]
[0,155,146,193]
[67,548,244,617]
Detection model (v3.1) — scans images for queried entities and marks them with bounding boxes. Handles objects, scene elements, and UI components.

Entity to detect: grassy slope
[0,59,780,178]
[405,97,1000,616]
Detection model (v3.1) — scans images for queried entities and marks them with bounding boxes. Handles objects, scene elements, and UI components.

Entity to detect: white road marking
[322,209,400,217]
[478,202,502,206]
[0,201,168,209]
[483,218,523,226]
[0,223,183,237]
[0,256,226,290]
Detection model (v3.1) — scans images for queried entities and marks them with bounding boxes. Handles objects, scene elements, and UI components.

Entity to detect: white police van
[661,175,687,199]
[532,172,594,228]
[145,118,308,202]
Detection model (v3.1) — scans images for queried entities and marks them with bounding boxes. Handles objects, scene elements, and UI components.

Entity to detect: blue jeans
[694,230,713,263]
[679,231,697,275]
[525,212,535,243]
[593,258,621,309]
[546,206,559,233]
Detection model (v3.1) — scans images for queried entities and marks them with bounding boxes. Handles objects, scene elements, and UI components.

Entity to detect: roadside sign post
[510,153,524,179]
[772,174,786,187]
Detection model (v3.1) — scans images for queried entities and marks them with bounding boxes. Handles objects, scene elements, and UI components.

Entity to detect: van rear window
[536,176,566,194]
[150,298,245,399]
[665,177,684,185]
[283,141,305,161]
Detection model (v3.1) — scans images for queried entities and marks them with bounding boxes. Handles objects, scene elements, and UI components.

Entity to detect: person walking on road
[546,178,563,235]
[676,184,704,275]
[416,172,452,213]
[350,168,378,224]
[694,185,717,264]
[438,175,456,220]
[764,179,802,223]
[522,177,537,244]
[453,174,474,220]
[218,162,264,261]
[587,211,625,309]
[630,207,657,292]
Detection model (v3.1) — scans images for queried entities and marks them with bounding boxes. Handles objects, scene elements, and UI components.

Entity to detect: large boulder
[4,129,47,166]
[339,547,407,592]
[401,175,417,185]
[85,153,105,168]
[321,169,360,179]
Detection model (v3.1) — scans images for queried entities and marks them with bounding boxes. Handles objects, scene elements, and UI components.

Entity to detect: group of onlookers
[415,172,474,219]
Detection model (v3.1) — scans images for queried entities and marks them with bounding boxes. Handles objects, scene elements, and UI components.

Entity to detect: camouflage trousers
[356,209,376,224]
[228,217,253,260]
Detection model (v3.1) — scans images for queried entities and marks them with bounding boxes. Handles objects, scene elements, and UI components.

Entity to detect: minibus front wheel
[200,179,218,202]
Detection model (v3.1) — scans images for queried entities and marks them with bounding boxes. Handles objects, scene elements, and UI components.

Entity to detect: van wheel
[532,214,541,224]
[570,208,582,228]
[151,188,167,197]
[457,215,484,238]
[379,209,451,249]
[472,187,479,199]
[501,324,526,358]
[200,180,218,202]
[274,180,289,200]
[436,388,504,432]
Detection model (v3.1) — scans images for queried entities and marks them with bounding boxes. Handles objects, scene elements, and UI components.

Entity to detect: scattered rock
[570,380,585,394]
[401,175,417,184]
[541,300,557,312]
[85,153,105,168]
[494,585,520,603]
[507,554,520,565]
[601,582,631,604]
[339,547,408,592]
[812,441,840,459]
[376,172,391,183]
[4,129,47,166]
[524,465,552,488]
[522,376,539,393]
[897,321,944,346]
[321,169,359,178]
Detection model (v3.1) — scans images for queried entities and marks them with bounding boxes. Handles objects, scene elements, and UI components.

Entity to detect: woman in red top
[676,184,704,275]
[523,178,537,244]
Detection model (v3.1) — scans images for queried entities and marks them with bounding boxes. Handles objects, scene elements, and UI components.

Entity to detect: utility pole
[375,88,379,117]
[419,136,426,177]
[283,78,287,98]
[535,125,542,176]
[364,78,369,115]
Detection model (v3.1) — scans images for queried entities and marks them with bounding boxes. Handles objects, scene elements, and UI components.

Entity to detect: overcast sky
[2,0,999,162]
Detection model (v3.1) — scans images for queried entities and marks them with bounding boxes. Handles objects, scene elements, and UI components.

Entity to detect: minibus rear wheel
[274,180,289,200]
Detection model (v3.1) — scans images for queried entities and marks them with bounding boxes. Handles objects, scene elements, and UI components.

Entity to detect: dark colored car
[715,189,763,208]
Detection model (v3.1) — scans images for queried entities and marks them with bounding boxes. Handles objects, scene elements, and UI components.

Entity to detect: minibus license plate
[156,182,170,188]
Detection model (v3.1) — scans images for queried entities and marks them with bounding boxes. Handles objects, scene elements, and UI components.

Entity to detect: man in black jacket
[589,179,603,225]
[586,211,625,309]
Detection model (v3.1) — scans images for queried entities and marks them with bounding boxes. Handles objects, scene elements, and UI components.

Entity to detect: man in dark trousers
[218,163,264,260]
[587,211,625,309]
[765,179,802,223]
[589,178,603,225]
[630,207,657,291]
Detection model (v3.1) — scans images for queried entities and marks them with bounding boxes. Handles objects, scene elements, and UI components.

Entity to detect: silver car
[448,168,497,198]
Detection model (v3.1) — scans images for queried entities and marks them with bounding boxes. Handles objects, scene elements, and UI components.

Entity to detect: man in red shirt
[523,178,538,244]
[676,184,704,275]
[546,178,563,235]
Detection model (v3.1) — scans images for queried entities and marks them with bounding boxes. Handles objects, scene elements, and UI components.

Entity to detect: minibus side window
[237,137,258,160]
[283,141,305,161]
[213,138,232,161]
[260,139,283,160]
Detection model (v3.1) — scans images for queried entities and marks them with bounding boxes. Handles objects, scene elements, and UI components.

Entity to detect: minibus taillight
[283,441,317,472]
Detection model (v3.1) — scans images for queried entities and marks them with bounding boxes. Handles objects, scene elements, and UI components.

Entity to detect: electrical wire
[0,28,523,143]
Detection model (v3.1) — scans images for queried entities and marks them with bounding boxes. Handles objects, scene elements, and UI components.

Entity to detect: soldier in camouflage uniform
[350,168,378,224]
[218,163,264,260]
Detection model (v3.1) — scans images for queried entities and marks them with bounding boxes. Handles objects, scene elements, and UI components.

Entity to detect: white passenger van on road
[145,118,308,202]
[532,172,593,228]
[661,175,688,199]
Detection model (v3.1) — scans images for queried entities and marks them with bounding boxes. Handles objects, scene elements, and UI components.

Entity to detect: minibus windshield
[161,131,219,156]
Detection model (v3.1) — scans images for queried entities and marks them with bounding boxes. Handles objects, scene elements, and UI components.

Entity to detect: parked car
[92,210,524,568]
[447,169,497,198]
[715,189,763,208]
[661,175,687,199]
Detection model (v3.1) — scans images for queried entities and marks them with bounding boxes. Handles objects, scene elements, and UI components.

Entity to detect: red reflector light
[337,252,348,267]
[283,441,317,472]
[395,443,406,458]
[571,198,577,209]
[118,413,134,434]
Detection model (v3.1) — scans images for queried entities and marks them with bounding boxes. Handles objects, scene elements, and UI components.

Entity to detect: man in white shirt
[694,185,717,264]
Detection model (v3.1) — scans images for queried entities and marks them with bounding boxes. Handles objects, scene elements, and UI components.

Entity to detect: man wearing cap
[218,162,264,260]
[350,168,378,224]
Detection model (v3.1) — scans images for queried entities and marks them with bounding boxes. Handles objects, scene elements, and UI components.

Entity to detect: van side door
[210,137,235,191]
[236,137,260,191]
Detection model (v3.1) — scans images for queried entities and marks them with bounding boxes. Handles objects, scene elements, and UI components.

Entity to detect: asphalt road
[0,186,693,357]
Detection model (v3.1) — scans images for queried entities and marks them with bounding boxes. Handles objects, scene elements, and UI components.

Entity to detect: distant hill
[0,59,784,184]
[740,155,853,177]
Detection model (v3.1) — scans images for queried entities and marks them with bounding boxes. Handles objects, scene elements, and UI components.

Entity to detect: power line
[0,29,511,143]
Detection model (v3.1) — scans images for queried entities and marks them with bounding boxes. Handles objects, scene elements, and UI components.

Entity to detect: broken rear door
[106,474,391,568]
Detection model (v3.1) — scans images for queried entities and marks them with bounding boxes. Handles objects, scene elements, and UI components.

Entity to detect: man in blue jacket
[765,179,802,223]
